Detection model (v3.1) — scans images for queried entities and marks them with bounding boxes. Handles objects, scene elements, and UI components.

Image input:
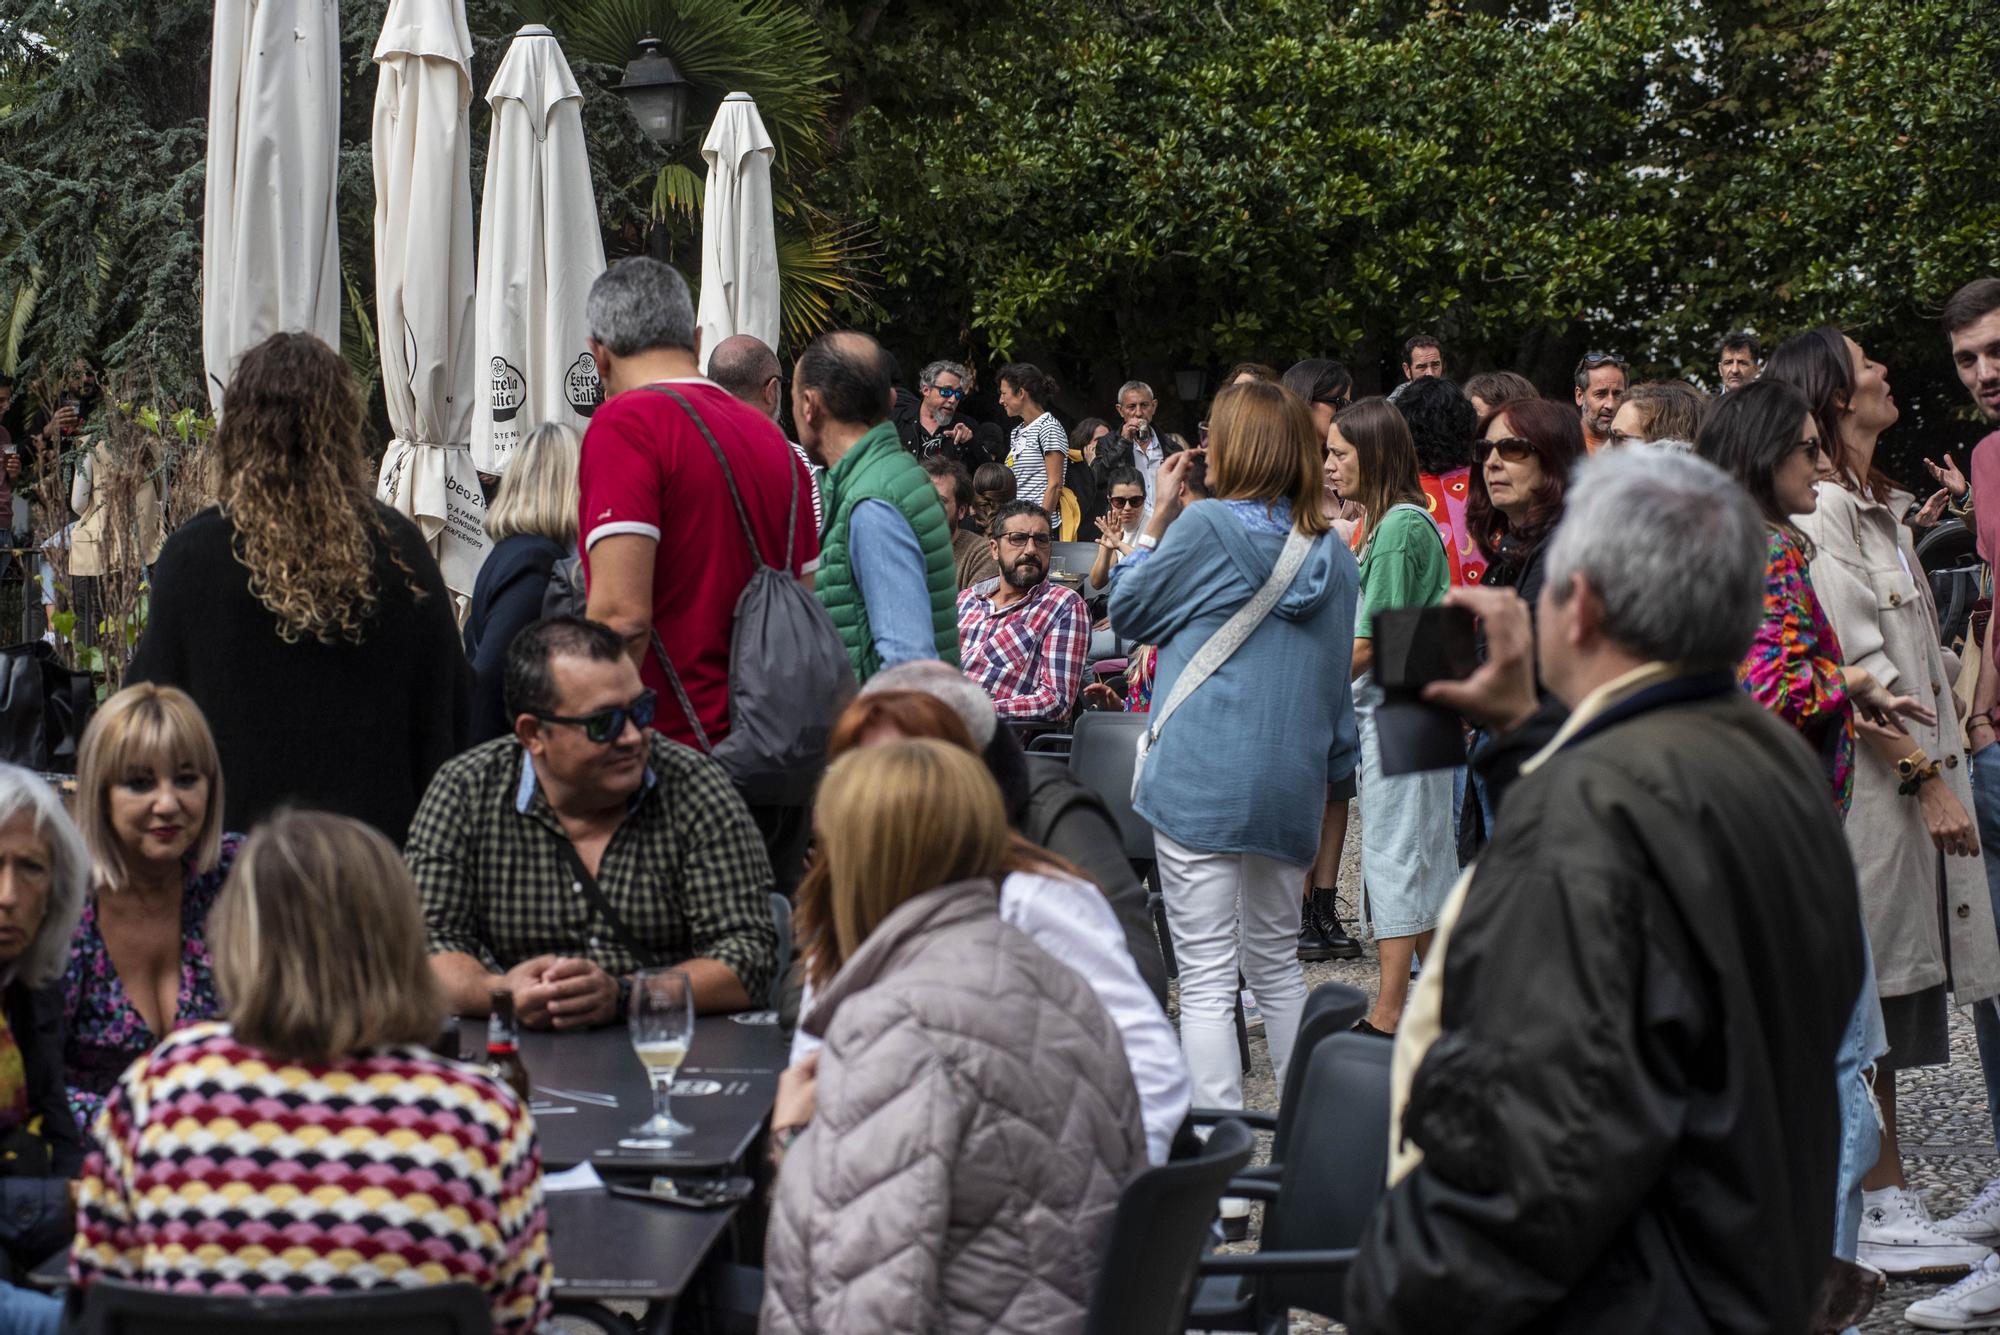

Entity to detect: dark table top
[459,1010,789,1172]
[547,1188,736,1302]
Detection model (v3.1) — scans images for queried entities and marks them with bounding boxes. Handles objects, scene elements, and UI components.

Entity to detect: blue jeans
[0,1279,61,1335]
[1969,742,2000,1149]
[1835,934,1886,1260]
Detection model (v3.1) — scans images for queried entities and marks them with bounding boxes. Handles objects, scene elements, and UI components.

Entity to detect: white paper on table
[542,1162,604,1193]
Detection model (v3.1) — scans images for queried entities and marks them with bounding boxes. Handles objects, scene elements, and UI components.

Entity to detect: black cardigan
[463,533,568,745]
[128,504,470,845]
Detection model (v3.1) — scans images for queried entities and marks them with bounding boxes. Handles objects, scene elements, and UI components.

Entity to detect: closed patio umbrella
[370,0,488,599]
[471,24,607,476]
[202,0,343,415]
[695,92,780,372]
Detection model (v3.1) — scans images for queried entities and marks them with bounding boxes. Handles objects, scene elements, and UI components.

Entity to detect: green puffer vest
[815,421,961,680]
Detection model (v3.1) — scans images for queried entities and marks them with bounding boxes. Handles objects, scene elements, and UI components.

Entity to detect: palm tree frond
[651,162,705,218]
[3,266,41,375]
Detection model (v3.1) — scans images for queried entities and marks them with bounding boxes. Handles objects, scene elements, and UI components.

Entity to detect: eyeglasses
[1603,431,1642,451]
[933,386,964,399]
[998,531,1053,549]
[1575,350,1628,375]
[1106,496,1144,510]
[1315,393,1352,410]
[1475,436,1538,464]
[1793,435,1830,460]
[536,689,658,744]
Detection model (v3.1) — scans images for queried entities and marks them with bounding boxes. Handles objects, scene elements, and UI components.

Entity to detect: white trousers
[1155,831,1308,1110]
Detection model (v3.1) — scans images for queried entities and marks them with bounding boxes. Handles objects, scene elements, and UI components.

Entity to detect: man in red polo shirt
[579,258,819,888]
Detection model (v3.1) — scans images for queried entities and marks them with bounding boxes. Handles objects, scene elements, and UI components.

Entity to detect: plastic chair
[76,1279,494,1334]
[768,891,794,1011]
[1083,1118,1256,1335]
[1187,1031,1394,1332]
[1187,981,1369,1159]
[1066,710,1155,864]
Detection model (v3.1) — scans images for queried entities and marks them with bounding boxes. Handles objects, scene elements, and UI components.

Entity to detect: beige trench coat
[1798,483,2000,1004]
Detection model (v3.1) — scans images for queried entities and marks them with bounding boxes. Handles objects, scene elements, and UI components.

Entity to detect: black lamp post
[615,37,691,149]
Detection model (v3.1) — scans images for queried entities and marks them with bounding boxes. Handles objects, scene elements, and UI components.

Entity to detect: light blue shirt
[849,499,939,670]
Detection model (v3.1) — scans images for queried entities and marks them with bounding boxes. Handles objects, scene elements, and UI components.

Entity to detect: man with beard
[957,500,1089,722]
[895,358,1002,467]
[1573,350,1628,453]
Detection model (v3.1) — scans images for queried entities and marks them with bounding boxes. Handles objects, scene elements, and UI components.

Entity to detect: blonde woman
[70,810,553,1333]
[467,423,581,741]
[127,333,470,844]
[1106,381,1358,1142]
[765,741,1143,1335]
[59,684,237,1127]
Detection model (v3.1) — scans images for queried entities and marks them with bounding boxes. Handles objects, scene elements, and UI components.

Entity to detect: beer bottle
[486,989,532,1103]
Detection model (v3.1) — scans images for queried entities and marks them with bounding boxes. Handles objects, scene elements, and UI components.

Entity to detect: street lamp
[1174,366,1207,403]
[616,37,691,149]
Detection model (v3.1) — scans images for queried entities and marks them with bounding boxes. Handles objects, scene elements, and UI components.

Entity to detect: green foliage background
[4,0,2000,472]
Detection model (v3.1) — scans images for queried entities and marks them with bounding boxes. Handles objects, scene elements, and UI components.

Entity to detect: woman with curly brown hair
[128,333,468,844]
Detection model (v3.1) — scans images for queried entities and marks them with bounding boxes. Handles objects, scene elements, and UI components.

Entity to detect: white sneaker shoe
[1940,1177,2000,1246]
[1908,1253,2000,1329]
[1861,1186,1995,1277]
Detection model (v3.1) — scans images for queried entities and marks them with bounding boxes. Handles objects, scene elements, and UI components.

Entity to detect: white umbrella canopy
[370,0,489,600]
[202,0,343,415]
[695,92,780,372]
[471,24,608,476]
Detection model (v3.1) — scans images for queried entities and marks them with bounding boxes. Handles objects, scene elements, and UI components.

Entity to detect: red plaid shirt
[956,578,1090,721]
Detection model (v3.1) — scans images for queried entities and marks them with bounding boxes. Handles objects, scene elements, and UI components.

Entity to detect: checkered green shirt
[407,734,777,1002]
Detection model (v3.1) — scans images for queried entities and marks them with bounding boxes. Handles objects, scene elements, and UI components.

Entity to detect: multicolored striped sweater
[69,1022,551,1334]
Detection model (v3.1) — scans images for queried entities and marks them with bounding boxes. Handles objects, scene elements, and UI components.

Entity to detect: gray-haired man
[895,358,1001,467]
[1094,379,1189,518]
[1348,448,1867,1335]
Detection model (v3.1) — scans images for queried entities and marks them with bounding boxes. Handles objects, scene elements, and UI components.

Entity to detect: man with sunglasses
[957,501,1090,722]
[410,617,778,1032]
[1574,350,1630,454]
[894,359,1001,467]
[1092,380,1190,523]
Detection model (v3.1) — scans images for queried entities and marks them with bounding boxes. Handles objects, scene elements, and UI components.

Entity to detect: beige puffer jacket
[762,878,1145,1335]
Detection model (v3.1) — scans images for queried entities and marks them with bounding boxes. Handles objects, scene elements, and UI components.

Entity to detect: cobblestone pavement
[1205,846,2000,1332]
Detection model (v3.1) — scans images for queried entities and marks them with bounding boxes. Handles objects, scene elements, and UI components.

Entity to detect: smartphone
[607,1175,755,1210]
[1371,605,1478,695]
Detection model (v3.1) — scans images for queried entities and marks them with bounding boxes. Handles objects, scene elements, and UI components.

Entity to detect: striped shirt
[1007,413,1068,508]
[70,1023,552,1335]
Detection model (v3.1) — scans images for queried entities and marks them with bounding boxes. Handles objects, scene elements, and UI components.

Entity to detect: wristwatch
[1897,752,1943,796]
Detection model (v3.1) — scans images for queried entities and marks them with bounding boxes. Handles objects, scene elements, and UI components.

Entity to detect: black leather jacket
[1348,677,1866,1335]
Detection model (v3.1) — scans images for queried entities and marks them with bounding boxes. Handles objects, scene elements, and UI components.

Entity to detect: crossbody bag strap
[554,838,667,969]
[1148,526,1314,744]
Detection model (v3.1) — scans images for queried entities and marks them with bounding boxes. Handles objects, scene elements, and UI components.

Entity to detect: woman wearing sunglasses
[1088,466,1147,592]
[1466,397,1585,619]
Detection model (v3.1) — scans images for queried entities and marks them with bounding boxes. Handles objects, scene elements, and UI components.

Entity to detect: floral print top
[1739,528,1854,815]
[60,833,242,1128]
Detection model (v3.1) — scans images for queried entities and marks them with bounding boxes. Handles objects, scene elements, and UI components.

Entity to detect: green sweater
[815,421,960,680]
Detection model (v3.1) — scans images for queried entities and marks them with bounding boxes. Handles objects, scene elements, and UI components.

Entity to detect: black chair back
[768,891,794,1010]
[1261,1032,1394,1321]
[1083,1118,1256,1335]
[1271,983,1369,1154]
[1068,710,1155,864]
[77,1279,494,1334]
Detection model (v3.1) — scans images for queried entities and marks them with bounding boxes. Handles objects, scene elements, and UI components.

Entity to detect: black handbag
[0,641,94,773]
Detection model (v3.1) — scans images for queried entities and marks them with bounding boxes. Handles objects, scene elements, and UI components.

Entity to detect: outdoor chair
[75,1279,493,1335]
[1186,981,1369,1178]
[768,891,793,1011]
[1084,1117,1256,1335]
[1050,540,1101,583]
[1186,1031,1394,1333]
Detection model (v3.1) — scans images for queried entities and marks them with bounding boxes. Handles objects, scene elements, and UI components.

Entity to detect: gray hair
[1542,448,1763,670]
[0,766,88,988]
[1116,380,1154,403]
[585,257,696,358]
[862,660,999,748]
[918,360,967,390]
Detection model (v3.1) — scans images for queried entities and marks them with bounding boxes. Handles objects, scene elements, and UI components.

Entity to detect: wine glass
[619,967,694,1148]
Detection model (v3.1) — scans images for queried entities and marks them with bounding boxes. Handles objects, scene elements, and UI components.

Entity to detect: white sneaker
[1861,1186,1995,1277]
[1908,1253,2000,1329]
[1940,1177,2000,1246]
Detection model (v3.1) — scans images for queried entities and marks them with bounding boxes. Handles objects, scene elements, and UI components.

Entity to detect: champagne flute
[619,967,694,1148]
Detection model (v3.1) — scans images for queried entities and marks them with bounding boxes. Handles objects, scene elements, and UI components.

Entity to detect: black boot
[1297,892,1337,962]
[1312,887,1363,960]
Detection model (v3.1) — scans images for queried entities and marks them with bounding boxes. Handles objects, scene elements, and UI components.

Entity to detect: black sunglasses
[536,689,658,744]
[1106,496,1144,509]
[1575,350,1627,374]
[1475,436,1538,464]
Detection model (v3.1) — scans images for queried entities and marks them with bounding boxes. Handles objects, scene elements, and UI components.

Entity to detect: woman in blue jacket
[1109,381,1359,1124]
